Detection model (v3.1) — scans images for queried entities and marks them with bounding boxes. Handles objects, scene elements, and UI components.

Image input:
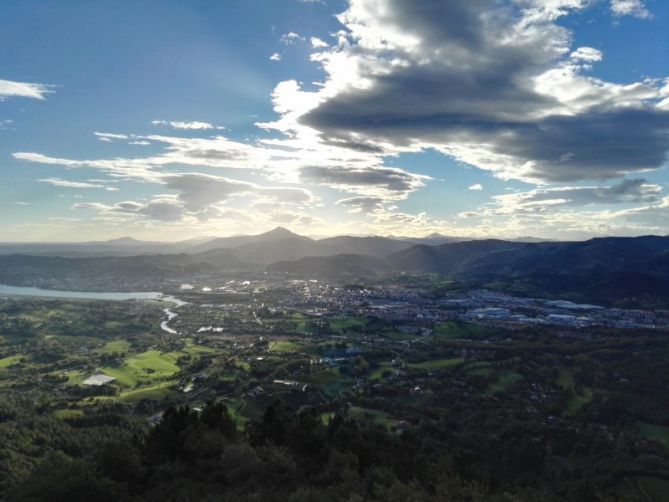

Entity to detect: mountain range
[0,227,547,257]
[1,227,668,306]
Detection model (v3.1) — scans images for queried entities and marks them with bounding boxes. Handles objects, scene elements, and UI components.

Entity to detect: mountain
[189,227,304,253]
[0,238,170,257]
[2,233,669,306]
[316,236,414,256]
[267,254,394,278]
[388,239,526,274]
[260,236,669,306]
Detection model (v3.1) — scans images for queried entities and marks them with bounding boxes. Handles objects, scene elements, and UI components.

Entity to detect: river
[0,284,185,334]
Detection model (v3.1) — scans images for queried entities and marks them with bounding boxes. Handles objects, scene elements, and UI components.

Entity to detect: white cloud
[468,184,483,191]
[0,78,54,101]
[270,53,282,61]
[280,32,305,45]
[11,1,669,239]
[310,37,328,49]
[38,178,107,189]
[610,0,651,19]
[262,0,669,185]
[94,132,129,142]
[151,120,218,130]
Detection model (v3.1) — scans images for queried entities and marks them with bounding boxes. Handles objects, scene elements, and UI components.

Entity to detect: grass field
[465,361,493,376]
[329,317,367,333]
[638,422,669,451]
[556,368,575,390]
[290,312,317,334]
[118,381,177,402]
[382,331,416,341]
[269,340,301,353]
[0,354,22,369]
[408,357,464,371]
[632,476,669,501]
[303,367,342,386]
[565,387,593,416]
[349,406,395,429]
[485,371,524,394]
[102,350,181,387]
[369,362,391,380]
[53,409,85,420]
[101,339,130,354]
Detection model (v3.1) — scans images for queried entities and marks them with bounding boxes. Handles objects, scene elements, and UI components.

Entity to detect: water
[161,308,179,334]
[0,285,186,335]
[0,284,183,304]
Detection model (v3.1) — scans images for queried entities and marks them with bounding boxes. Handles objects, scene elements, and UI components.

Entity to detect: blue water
[0,284,178,303]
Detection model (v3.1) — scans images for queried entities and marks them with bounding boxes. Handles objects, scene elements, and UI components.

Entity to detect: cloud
[610,0,651,19]
[259,0,669,184]
[476,178,663,216]
[164,172,314,211]
[151,120,220,130]
[74,198,187,222]
[70,171,316,224]
[94,132,129,142]
[310,37,328,49]
[468,184,483,191]
[270,53,282,61]
[336,196,385,213]
[299,165,428,198]
[0,78,54,101]
[38,178,108,189]
[280,32,305,45]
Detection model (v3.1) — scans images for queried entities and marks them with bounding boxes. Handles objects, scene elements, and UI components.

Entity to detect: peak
[263,227,300,238]
[107,237,139,244]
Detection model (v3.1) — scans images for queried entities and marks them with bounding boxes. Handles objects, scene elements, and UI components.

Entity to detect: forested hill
[3,400,625,501]
[1,235,669,307]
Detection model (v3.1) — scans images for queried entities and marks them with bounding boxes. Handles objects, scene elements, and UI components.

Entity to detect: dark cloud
[300,165,426,195]
[336,196,385,212]
[498,178,661,208]
[297,0,669,183]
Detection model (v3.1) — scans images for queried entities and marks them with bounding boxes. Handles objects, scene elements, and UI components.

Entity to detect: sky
[1,0,668,242]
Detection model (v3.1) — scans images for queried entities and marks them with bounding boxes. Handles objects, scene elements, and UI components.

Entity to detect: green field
[556,368,575,390]
[290,312,317,334]
[329,316,367,333]
[485,371,524,394]
[638,422,669,451]
[101,339,131,354]
[53,409,85,420]
[348,406,395,429]
[269,340,302,353]
[369,362,391,380]
[465,361,493,376]
[0,354,22,369]
[565,387,593,416]
[632,476,669,501]
[118,381,177,402]
[408,357,463,371]
[102,350,181,387]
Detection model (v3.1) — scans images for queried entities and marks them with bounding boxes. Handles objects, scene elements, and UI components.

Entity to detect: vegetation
[2,294,669,500]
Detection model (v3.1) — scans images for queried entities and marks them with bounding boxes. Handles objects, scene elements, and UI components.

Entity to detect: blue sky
[1,0,668,241]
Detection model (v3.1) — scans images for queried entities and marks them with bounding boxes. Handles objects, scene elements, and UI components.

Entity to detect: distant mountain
[388,239,526,274]
[189,227,304,253]
[0,238,170,257]
[261,235,669,306]
[267,254,394,278]
[2,231,669,306]
[317,236,414,256]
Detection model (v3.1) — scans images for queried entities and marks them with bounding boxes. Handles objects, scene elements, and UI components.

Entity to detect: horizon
[2,1,669,242]
[0,224,668,245]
